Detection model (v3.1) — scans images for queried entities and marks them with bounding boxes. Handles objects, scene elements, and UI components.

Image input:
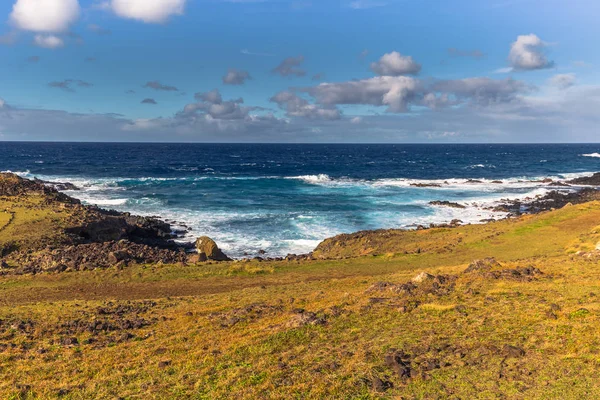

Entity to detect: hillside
[2,173,600,399]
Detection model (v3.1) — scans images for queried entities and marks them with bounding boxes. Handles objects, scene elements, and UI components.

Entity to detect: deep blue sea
[2,142,600,257]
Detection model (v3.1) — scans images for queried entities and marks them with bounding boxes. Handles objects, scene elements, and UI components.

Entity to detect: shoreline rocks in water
[429,200,466,209]
[567,172,600,186]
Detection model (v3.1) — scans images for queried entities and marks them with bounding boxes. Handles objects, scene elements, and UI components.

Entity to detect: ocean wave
[83,198,129,206]
[288,174,333,183]
[582,153,600,158]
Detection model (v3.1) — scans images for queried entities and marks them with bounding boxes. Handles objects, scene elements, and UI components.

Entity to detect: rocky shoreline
[2,171,600,273]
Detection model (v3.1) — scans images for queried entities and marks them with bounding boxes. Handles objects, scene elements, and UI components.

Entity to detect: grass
[2,196,600,398]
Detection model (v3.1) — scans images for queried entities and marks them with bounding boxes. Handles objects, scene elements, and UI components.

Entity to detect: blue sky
[0,0,598,142]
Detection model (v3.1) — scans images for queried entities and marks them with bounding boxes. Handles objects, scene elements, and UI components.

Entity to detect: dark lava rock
[429,200,466,209]
[60,337,79,346]
[568,172,600,186]
[385,350,412,379]
[371,375,393,392]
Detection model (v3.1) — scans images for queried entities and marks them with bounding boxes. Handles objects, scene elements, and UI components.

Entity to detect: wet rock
[568,172,600,186]
[429,200,466,209]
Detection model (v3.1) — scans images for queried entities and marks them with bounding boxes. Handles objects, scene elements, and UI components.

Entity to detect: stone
[412,272,435,284]
[195,236,230,261]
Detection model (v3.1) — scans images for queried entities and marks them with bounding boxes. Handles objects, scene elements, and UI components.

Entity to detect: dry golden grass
[2,201,600,398]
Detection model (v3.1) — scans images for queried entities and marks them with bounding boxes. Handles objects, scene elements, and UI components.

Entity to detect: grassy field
[2,194,600,398]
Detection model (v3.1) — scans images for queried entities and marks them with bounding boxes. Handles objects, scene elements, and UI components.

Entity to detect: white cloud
[370,51,421,76]
[350,116,362,124]
[305,76,420,112]
[223,68,252,85]
[34,34,64,48]
[549,73,576,89]
[109,0,186,23]
[0,98,5,108]
[508,34,554,70]
[270,91,341,120]
[10,0,80,33]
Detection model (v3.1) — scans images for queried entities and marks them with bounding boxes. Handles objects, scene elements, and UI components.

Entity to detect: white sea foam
[9,169,593,258]
[289,174,333,183]
[582,153,600,158]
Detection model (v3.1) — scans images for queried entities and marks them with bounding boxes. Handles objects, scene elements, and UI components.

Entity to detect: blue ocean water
[1,142,599,257]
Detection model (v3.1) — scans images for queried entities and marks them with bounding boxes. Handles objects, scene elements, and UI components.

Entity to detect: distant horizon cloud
[141,98,157,104]
[144,81,179,91]
[549,73,576,89]
[48,79,93,92]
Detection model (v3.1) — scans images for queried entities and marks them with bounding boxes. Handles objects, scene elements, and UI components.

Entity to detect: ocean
[1,142,599,258]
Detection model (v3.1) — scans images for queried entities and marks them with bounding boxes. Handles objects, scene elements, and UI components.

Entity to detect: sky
[0,0,598,143]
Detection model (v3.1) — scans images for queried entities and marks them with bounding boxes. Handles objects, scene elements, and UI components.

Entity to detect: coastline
[2,171,600,267]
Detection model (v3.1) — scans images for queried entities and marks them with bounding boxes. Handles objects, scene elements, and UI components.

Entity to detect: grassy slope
[2,199,600,398]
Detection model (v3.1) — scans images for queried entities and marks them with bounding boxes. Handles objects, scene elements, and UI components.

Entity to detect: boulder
[195,236,230,261]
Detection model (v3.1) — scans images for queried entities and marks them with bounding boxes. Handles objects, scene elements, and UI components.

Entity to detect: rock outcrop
[568,173,600,186]
[195,236,231,261]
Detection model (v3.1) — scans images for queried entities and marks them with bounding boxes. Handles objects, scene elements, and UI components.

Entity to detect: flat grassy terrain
[2,193,600,398]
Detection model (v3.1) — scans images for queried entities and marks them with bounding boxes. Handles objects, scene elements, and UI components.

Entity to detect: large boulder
[195,236,230,261]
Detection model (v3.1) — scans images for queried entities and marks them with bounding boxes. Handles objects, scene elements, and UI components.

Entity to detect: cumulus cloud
[144,81,178,91]
[302,75,529,113]
[181,89,254,120]
[549,73,576,89]
[370,51,421,76]
[304,76,420,112]
[33,34,64,48]
[270,91,341,120]
[108,0,186,23]
[508,34,554,70]
[10,0,79,33]
[272,56,306,77]
[222,68,252,85]
[48,79,93,92]
[141,98,157,104]
[448,48,485,59]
